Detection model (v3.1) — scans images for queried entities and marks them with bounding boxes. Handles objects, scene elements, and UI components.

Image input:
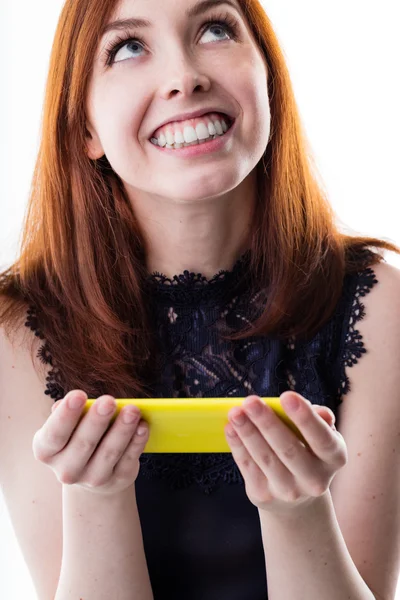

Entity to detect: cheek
[240,97,271,154]
[260,102,271,145]
[231,63,271,133]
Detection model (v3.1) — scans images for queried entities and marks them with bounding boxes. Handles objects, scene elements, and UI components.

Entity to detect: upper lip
[150,107,234,138]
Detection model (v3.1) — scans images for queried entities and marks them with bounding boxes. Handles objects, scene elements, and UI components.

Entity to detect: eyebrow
[101,0,240,37]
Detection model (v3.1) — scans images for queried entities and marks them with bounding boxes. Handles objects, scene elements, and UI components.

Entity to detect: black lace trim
[138,452,244,495]
[144,249,252,306]
[25,306,66,401]
[337,266,379,400]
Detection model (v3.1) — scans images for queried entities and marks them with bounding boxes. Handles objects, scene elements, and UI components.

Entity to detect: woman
[0,0,399,599]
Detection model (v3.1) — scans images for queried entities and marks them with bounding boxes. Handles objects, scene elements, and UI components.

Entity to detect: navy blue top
[25,249,379,600]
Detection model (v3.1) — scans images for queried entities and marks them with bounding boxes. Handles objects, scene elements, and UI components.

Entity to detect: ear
[85,123,105,160]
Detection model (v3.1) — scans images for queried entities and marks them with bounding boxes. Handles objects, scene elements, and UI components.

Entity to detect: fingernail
[68,393,86,410]
[122,409,139,424]
[283,394,300,411]
[244,399,262,417]
[97,398,115,415]
[232,412,246,426]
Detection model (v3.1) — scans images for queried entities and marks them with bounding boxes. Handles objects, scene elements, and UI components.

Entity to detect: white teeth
[214,120,223,135]
[194,122,210,141]
[150,115,231,148]
[208,121,217,136]
[174,130,184,145]
[165,130,175,145]
[183,126,198,144]
[158,133,167,147]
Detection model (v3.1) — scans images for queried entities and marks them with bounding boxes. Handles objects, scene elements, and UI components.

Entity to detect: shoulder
[354,260,400,340]
[337,260,400,378]
[340,259,400,403]
[364,258,400,297]
[0,301,51,410]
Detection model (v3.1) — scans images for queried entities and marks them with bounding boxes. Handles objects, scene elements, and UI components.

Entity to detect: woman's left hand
[225,392,348,516]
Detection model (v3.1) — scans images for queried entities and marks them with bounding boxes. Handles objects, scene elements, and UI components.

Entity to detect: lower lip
[148,118,237,158]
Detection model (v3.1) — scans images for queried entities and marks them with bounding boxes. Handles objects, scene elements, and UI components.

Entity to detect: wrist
[258,489,332,524]
[63,482,137,503]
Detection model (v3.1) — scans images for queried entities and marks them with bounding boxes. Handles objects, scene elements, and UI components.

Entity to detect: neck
[128,171,257,280]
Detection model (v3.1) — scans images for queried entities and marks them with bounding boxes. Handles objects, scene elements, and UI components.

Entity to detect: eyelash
[103,12,240,66]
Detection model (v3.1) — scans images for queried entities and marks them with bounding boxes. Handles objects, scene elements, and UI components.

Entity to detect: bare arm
[258,263,400,600]
[55,483,153,600]
[258,492,376,600]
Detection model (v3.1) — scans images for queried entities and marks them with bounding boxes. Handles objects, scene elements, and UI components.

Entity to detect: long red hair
[1,0,399,398]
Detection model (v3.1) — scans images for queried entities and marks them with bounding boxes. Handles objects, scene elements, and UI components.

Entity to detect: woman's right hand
[32,390,149,496]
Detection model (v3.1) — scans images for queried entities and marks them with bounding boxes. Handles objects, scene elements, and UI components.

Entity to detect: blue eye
[104,14,240,66]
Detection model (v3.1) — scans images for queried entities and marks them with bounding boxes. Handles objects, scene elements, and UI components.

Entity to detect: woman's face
[86,0,271,205]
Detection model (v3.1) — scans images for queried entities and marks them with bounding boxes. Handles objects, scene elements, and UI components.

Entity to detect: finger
[225,423,271,487]
[280,394,345,464]
[313,405,336,425]
[319,410,337,430]
[51,400,62,413]
[307,405,341,441]
[80,408,143,486]
[229,405,303,494]
[33,390,88,460]
[54,396,121,482]
[113,419,150,479]
[311,407,335,431]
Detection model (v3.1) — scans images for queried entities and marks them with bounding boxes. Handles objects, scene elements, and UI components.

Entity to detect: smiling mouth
[149,115,235,148]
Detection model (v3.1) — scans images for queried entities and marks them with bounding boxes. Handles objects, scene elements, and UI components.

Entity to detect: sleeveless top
[25,249,379,600]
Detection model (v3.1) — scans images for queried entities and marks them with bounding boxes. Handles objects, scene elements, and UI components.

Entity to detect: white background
[1,1,399,598]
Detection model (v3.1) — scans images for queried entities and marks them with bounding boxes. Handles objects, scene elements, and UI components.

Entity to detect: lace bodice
[25,250,378,493]
[24,250,379,600]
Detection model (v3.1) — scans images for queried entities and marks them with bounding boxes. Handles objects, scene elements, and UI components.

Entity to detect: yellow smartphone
[82,397,308,453]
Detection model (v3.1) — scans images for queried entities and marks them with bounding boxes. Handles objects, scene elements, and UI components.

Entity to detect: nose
[158,72,211,100]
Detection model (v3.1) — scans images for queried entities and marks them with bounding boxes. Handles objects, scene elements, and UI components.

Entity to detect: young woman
[0,0,399,599]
